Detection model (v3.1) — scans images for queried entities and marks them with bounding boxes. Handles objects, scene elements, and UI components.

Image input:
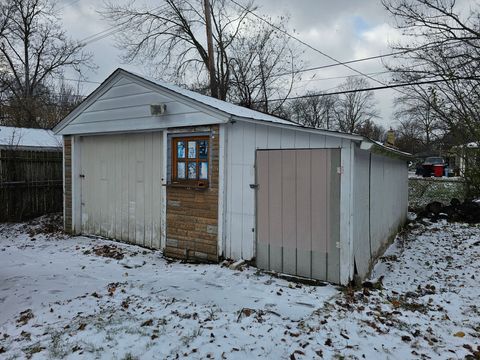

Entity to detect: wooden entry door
[256,149,341,283]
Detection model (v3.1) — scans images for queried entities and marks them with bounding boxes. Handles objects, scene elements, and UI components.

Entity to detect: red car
[422,157,445,177]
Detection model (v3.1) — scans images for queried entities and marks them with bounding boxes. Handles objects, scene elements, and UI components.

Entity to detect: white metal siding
[369,153,408,258]
[352,148,372,278]
[80,132,163,248]
[352,149,408,279]
[64,77,220,134]
[224,121,346,260]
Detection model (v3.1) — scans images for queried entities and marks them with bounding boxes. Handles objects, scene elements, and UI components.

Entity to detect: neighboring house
[0,126,63,221]
[53,68,410,285]
[447,142,480,176]
[0,126,62,150]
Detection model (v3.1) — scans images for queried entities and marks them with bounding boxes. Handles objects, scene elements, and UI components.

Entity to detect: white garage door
[80,132,163,248]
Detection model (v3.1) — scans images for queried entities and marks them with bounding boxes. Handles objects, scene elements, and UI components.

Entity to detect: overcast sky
[60,0,405,128]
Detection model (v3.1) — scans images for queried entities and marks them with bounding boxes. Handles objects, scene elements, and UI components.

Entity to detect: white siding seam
[161,130,168,250]
[348,142,355,282]
[218,124,226,258]
[62,139,66,230]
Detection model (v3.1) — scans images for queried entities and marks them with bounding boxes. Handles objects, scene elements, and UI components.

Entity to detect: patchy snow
[0,216,479,359]
[0,126,62,148]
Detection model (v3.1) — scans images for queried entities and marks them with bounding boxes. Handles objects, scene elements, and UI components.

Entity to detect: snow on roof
[54,68,410,159]
[130,70,298,127]
[372,140,412,159]
[0,126,62,148]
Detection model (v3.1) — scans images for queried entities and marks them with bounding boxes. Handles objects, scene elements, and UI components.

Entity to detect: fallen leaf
[454,331,465,338]
[141,319,153,327]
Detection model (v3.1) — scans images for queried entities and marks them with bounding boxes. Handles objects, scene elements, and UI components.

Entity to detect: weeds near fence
[409,177,466,210]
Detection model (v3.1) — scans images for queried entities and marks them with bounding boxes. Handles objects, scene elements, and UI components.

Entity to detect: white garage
[55,68,410,285]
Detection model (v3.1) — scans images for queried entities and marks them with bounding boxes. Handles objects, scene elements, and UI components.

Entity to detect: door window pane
[199,162,208,179]
[177,141,185,158]
[187,162,197,179]
[177,162,186,179]
[188,141,196,159]
[198,140,208,159]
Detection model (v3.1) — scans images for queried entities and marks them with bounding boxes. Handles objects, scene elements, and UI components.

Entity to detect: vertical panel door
[256,149,341,283]
[80,133,163,248]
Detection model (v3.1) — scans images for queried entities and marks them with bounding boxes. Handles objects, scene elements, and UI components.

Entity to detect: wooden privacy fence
[0,148,63,221]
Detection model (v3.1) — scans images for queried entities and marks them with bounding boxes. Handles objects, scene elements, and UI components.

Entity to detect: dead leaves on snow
[236,307,281,323]
[92,244,124,260]
[16,309,34,326]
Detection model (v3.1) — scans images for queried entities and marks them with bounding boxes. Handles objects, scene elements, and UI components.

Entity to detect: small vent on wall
[150,104,167,115]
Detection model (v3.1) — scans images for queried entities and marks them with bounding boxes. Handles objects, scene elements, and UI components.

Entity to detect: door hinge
[249,184,259,189]
[337,166,344,175]
[79,174,85,178]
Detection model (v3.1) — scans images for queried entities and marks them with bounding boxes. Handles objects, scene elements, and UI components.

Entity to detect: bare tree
[0,0,92,128]
[333,77,379,133]
[102,0,302,111]
[383,0,480,140]
[356,119,386,141]
[1,79,83,129]
[394,118,425,154]
[228,16,303,114]
[103,0,250,100]
[393,86,442,148]
[383,0,480,194]
[287,92,337,129]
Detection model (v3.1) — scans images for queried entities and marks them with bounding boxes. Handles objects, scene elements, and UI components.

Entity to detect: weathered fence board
[0,148,63,221]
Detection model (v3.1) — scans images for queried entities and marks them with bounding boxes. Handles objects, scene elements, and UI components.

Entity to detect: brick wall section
[164,125,219,262]
[63,136,73,233]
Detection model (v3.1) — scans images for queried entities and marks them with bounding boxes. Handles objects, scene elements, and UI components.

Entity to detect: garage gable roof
[52,69,411,159]
[54,68,301,135]
[131,70,298,127]
[54,69,359,139]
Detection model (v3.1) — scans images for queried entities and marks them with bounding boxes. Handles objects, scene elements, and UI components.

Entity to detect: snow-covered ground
[0,216,479,359]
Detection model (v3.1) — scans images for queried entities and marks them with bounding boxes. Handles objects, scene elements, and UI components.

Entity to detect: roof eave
[230,115,365,142]
[370,142,412,161]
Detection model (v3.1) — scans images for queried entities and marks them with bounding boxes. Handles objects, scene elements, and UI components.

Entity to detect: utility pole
[203,0,218,99]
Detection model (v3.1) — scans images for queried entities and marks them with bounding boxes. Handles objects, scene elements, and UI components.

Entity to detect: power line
[58,0,80,12]
[295,70,392,84]
[263,78,455,103]
[79,4,169,46]
[228,0,400,92]
[80,25,119,44]
[55,77,102,85]
[277,52,407,78]
[275,40,463,78]
[293,60,432,86]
